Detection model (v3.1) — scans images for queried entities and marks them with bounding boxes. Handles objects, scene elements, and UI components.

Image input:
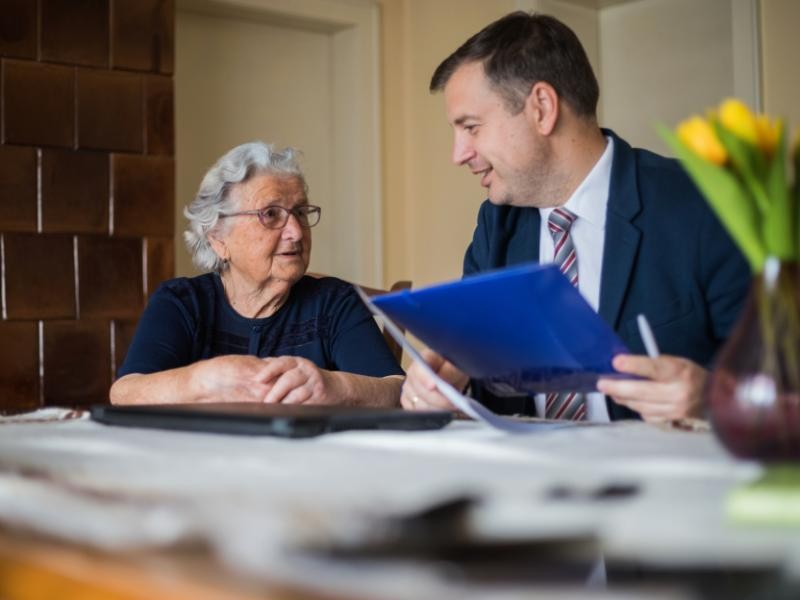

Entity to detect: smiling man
[401,12,750,423]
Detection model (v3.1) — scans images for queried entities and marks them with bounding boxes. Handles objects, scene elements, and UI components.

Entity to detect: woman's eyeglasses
[219,205,321,229]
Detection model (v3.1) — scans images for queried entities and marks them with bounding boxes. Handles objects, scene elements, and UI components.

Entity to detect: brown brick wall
[0,0,175,412]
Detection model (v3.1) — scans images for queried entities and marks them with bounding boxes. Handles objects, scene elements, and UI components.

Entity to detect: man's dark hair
[430,12,599,118]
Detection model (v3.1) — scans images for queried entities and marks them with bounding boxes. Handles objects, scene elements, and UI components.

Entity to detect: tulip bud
[677,116,728,165]
[755,115,781,156]
[718,98,759,146]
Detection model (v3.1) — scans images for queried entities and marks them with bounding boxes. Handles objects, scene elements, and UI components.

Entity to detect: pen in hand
[636,314,660,359]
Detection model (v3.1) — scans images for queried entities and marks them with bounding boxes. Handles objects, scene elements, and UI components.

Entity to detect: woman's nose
[281,213,304,240]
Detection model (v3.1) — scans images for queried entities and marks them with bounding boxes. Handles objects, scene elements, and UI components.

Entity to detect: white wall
[175,10,336,277]
[760,0,800,127]
[598,0,735,154]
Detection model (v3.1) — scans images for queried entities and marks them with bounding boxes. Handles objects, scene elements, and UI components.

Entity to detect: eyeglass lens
[258,206,320,229]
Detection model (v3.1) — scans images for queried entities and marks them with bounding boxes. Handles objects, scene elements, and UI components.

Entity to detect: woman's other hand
[111,355,275,405]
[257,356,403,407]
[400,349,468,411]
[258,356,337,405]
[190,355,276,403]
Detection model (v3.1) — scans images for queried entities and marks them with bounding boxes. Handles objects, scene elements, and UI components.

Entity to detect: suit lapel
[598,132,642,329]
[529,209,541,262]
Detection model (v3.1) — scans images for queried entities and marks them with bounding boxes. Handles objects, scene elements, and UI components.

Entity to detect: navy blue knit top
[118,274,403,378]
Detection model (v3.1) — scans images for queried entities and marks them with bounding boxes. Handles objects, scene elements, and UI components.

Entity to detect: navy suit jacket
[462,131,750,420]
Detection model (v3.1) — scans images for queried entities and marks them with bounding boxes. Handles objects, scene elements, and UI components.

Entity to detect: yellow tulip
[677,116,728,165]
[755,115,781,156]
[718,98,759,146]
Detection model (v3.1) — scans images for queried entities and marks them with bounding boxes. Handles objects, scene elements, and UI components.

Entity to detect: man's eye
[262,207,282,220]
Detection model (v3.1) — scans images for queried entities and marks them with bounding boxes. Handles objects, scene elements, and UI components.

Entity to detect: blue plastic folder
[372,263,631,393]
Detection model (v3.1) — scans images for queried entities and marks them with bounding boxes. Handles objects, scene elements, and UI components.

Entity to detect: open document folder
[373,263,630,392]
[355,263,632,433]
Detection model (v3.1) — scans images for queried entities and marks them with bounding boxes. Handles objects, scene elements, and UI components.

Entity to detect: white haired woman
[110,142,403,406]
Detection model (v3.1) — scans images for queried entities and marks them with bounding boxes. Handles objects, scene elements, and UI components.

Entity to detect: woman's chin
[271,266,307,285]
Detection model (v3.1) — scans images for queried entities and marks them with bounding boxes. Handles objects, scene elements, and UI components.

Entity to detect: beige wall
[599,0,735,154]
[760,0,800,128]
[175,10,336,278]
[379,0,515,288]
[175,0,384,286]
[379,0,798,289]
[173,0,800,291]
[379,0,608,288]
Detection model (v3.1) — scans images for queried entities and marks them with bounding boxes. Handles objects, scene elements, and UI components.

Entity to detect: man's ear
[524,81,559,136]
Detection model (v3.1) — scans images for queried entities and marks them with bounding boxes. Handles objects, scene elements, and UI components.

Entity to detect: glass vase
[707,259,800,461]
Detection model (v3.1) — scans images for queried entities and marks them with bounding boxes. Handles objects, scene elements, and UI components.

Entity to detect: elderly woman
[110,142,403,406]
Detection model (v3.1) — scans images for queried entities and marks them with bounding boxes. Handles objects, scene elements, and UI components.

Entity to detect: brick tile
[145,236,173,295]
[112,154,174,236]
[145,74,173,155]
[0,145,37,231]
[0,321,40,413]
[78,235,143,318]
[77,68,143,152]
[43,320,110,406]
[0,0,37,59]
[3,233,76,319]
[41,0,109,67]
[113,319,137,376]
[112,0,174,74]
[2,60,74,147]
[42,149,109,233]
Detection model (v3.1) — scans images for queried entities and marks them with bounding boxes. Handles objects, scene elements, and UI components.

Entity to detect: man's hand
[400,349,469,411]
[596,354,707,422]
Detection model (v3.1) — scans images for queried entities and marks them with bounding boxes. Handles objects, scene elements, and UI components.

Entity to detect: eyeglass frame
[218,204,322,229]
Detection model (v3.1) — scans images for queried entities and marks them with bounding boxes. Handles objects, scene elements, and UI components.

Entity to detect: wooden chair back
[359,279,412,363]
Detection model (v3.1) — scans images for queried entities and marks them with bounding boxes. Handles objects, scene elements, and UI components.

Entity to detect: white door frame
[177,0,383,286]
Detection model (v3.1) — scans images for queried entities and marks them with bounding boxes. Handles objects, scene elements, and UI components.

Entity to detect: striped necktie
[545,207,587,421]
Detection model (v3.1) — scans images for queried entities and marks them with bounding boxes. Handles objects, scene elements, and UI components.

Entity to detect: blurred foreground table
[0,409,797,599]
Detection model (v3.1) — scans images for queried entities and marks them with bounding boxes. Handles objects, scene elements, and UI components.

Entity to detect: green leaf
[763,123,796,260]
[659,124,766,272]
[715,122,771,215]
[795,141,800,261]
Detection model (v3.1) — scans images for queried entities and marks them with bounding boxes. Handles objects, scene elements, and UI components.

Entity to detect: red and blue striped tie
[545,207,587,421]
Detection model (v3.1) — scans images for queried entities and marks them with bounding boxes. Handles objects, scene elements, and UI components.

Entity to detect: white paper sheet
[356,286,571,433]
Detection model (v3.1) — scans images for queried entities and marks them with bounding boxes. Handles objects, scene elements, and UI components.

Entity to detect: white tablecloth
[0,410,795,598]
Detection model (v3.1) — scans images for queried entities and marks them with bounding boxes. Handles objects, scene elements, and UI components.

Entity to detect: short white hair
[183,141,305,272]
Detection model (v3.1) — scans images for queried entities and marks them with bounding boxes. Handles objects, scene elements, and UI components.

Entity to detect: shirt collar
[541,135,614,229]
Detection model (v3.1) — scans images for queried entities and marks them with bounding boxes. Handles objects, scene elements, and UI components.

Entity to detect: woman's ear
[524,81,559,136]
[207,233,229,262]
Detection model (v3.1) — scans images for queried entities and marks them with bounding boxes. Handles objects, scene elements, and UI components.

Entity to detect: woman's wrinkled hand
[596,354,707,423]
[257,356,337,405]
[191,355,275,403]
[400,349,468,411]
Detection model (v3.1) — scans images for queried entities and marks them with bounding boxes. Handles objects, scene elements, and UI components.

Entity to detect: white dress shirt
[535,136,614,422]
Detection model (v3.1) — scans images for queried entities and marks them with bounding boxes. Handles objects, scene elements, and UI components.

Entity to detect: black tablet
[90,403,453,438]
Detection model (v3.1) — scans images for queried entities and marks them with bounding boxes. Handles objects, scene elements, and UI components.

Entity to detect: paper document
[356,286,567,433]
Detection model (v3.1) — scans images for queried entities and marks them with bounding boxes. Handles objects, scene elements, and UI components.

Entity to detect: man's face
[443,61,552,207]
